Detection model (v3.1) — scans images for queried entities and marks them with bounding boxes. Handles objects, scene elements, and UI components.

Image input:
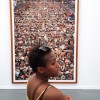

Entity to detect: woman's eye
[52,62,55,65]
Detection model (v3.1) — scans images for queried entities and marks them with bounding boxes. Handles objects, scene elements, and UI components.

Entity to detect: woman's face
[43,51,60,77]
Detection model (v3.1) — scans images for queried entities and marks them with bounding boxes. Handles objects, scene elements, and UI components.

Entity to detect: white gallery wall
[0,0,100,89]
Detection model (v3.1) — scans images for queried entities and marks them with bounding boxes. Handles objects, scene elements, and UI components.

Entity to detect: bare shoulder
[43,86,66,100]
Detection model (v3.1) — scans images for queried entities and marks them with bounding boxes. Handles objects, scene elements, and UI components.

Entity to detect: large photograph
[10,0,79,83]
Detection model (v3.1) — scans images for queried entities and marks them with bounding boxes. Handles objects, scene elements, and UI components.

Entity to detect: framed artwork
[10,0,79,83]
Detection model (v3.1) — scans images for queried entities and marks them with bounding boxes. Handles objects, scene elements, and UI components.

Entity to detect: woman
[27,44,72,100]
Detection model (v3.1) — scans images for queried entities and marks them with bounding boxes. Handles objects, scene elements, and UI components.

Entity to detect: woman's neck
[36,73,48,82]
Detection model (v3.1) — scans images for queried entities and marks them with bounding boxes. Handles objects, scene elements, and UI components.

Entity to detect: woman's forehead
[44,52,56,61]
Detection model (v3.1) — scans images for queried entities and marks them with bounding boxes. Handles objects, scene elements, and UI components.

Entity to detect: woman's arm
[43,86,72,100]
[64,95,72,100]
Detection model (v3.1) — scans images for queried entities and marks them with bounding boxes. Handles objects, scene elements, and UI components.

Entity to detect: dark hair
[28,44,52,72]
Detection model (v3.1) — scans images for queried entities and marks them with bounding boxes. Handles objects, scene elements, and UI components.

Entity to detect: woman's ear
[37,67,45,74]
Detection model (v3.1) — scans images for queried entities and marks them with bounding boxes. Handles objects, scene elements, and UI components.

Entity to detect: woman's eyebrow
[49,57,56,61]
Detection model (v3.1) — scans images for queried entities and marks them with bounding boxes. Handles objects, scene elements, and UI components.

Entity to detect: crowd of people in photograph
[13,0,75,81]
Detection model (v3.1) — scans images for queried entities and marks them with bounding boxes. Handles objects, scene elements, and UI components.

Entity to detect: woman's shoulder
[43,85,66,100]
[27,74,37,99]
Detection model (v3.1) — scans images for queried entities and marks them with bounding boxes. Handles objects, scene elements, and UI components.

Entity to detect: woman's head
[28,44,52,72]
[28,44,59,77]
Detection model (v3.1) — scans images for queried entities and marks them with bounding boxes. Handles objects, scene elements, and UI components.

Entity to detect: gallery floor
[0,89,100,100]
